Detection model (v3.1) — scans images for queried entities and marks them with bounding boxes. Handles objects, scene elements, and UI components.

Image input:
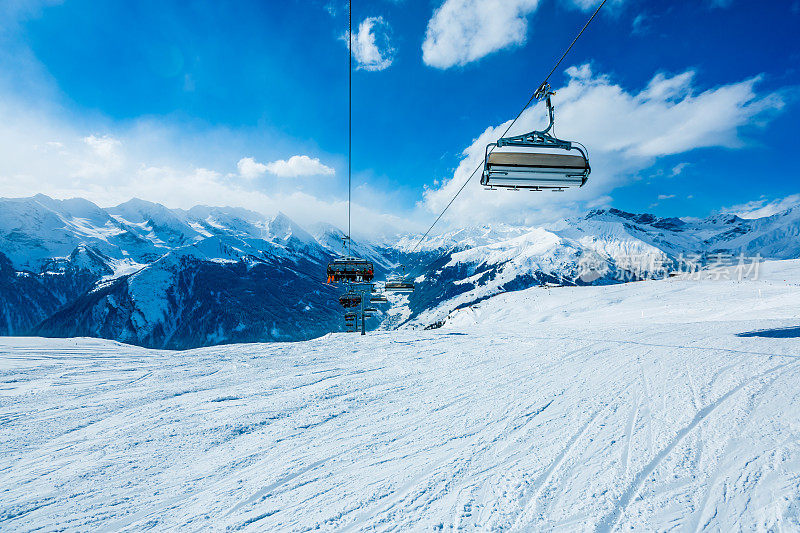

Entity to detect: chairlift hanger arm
[495,82,563,148]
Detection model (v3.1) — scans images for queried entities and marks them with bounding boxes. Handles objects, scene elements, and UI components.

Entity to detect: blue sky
[0,0,798,234]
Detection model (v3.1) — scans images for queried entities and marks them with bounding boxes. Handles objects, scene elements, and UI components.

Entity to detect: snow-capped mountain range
[1,194,799,348]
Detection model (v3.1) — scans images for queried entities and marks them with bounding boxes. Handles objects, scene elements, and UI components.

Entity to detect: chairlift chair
[482,83,590,191]
[370,293,388,303]
[327,257,374,283]
[385,264,415,293]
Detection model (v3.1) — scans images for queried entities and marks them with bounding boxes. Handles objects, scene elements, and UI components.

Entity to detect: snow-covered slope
[0,196,360,347]
[33,238,343,348]
[393,207,800,329]
[2,260,799,531]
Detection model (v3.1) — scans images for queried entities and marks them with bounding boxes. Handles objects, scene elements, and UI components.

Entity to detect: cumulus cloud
[421,65,786,225]
[347,16,395,72]
[421,0,625,69]
[722,194,800,219]
[236,157,268,180]
[422,0,539,69]
[265,155,335,178]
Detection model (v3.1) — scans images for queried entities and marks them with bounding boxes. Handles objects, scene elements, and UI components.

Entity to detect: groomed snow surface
[2,261,800,531]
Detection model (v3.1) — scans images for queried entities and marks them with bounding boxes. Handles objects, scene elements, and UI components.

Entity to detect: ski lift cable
[408,0,607,255]
[348,0,352,256]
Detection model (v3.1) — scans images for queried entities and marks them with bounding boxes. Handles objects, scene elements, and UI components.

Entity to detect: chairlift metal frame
[370,293,388,303]
[339,291,362,308]
[385,264,415,293]
[482,83,590,191]
[326,237,374,283]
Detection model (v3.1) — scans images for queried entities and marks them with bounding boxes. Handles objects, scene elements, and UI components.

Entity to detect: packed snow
[2,261,800,531]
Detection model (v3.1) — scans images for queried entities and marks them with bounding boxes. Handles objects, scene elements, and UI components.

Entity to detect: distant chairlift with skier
[384,265,415,293]
[338,291,362,308]
[370,293,388,303]
[327,257,374,283]
[326,237,374,283]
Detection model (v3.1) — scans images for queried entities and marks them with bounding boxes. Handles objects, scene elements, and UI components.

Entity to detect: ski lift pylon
[482,83,590,191]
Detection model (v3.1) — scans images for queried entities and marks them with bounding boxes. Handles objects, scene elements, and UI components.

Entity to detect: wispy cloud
[670,163,690,176]
[722,194,800,219]
[708,0,734,8]
[346,16,395,72]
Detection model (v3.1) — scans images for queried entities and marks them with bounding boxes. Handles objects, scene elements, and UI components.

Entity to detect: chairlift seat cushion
[487,152,587,169]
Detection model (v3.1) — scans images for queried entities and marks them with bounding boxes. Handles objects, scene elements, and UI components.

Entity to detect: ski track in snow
[2,262,800,531]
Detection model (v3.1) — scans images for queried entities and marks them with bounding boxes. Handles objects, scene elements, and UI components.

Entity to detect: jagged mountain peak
[266,212,317,247]
[4,193,800,349]
[111,198,186,224]
[585,208,688,231]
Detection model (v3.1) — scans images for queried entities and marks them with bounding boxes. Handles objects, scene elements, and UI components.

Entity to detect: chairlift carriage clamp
[482,82,591,191]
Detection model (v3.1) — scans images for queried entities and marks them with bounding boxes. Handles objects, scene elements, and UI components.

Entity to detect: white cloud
[265,155,335,178]
[421,0,625,69]
[722,195,800,219]
[631,13,648,35]
[236,157,268,180]
[670,162,689,176]
[84,134,121,160]
[420,65,786,226]
[658,194,676,200]
[348,16,395,72]
[0,94,413,238]
[422,0,539,69]
[566,0,605,9]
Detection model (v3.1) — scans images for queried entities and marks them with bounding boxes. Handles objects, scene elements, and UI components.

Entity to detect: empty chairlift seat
[385,277,414,292]
[482,82,591,191]
[385,265,415,293]
[482,150,589,190]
